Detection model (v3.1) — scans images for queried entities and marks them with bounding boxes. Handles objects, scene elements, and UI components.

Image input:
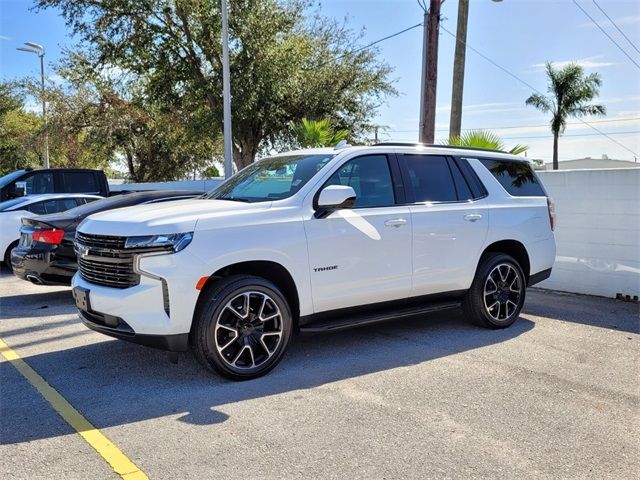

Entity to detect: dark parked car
[11,190,200,285]
[0,168,109,202]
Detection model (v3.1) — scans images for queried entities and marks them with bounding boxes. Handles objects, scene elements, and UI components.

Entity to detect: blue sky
[1,0,639,163]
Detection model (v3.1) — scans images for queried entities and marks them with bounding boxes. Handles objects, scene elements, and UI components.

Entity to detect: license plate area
[73,286,91,312]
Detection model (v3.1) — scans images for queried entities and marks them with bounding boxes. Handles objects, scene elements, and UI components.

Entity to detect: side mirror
[315,185,356,218]
[13,181,27,198]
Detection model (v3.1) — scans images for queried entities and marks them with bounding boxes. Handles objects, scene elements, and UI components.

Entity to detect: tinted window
[61,172,99,193]
[403,155,457,202]
[26,201,48,214]
[54,198,80,212]
[449,161,473,201]
[479,159,545,196]
[24,172,54,195]
[325,155,395,207]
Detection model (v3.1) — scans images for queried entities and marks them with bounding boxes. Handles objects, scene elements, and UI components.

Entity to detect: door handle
[463,214,483,222]
[385,218,407,228]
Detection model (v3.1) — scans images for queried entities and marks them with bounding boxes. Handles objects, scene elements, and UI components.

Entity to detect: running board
[299,302,461,334]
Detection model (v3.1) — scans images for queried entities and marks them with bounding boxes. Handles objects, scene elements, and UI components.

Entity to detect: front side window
[402,155,457,202]
[207,154,334,203]
[325,155,395,208]
[24,172,54,195]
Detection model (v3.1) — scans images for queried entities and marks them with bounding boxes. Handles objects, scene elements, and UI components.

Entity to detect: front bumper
[78,308,189,351]
[71,248,210,349]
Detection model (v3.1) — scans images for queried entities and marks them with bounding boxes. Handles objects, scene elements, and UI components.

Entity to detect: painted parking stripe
[0,338,148,480]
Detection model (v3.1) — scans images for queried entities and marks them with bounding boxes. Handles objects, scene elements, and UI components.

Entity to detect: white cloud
[531,56,616,70]
[0,35,11,41]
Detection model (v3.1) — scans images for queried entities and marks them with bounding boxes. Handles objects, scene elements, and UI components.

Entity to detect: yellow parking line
[0,338,149,480]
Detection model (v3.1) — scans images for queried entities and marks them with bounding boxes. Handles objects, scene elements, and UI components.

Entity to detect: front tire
[192,275,293,380]
[463,253,526,329]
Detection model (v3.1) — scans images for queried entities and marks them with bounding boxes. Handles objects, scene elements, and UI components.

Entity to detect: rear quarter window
[479,159,546,196]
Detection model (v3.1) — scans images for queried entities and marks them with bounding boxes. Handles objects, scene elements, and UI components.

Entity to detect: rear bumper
[78,309,189,351]
[11,247,75,285]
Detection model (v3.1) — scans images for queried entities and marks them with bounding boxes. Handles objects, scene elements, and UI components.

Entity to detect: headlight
[124,232,193,252]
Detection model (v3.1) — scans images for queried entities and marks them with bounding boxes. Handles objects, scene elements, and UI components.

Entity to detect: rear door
[398,154,489,296]
[304,153,413,312]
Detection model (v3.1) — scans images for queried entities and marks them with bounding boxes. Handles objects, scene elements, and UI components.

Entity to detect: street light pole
[221,0,233,179]
[17,42,49,168]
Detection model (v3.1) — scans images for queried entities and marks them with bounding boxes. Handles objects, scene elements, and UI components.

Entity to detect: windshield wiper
[216,196,251,203]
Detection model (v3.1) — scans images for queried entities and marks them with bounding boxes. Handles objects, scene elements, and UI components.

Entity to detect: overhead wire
[590,0,640,55]
[571,0,640,69]
[439,24,639,157]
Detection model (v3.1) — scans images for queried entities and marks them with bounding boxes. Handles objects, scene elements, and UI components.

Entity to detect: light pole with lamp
[16,42,49,169]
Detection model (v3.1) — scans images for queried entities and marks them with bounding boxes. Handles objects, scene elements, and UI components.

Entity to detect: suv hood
[78,199,271,236]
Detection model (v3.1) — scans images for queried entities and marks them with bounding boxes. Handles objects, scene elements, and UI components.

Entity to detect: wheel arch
[479,240,530,282]
[194,260,301,329]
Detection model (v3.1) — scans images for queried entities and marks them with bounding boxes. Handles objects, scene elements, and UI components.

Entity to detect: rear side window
[61,172,99,193]
[402,155,457,202]
[479,159,545,196]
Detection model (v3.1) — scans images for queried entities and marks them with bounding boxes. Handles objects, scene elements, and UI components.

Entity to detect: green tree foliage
[290,117,349,148]
[36,0,396,169]
[0,83,42,175]
[526,62,605,170]
[448,129,528,155]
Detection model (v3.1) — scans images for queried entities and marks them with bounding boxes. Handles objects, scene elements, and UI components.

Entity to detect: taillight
[547,197,556,231]
[33,229,65,244]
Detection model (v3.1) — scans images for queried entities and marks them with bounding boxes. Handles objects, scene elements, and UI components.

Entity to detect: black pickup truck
[0,168,109,202]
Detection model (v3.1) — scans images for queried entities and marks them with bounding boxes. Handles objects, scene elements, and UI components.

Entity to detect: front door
[304,154,413,313]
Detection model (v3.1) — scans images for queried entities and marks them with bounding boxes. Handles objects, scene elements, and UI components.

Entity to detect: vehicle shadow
[0,288,73,319]
[526,289,639,334]
[1,309,534,445]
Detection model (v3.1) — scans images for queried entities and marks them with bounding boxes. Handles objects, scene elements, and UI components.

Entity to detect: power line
[315,22,423,68]
[590,0,640,55]
[387,116,640,133]
[439,24,639,157]
[384,129,640,140]
[572,0,640,69]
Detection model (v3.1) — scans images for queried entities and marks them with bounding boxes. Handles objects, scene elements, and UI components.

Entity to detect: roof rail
[373,142,507,154]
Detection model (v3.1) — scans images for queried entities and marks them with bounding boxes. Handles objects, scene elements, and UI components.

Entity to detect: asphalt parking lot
[1,270,638,480]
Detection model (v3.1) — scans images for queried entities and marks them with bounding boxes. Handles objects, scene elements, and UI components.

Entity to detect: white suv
[72,144,556,379]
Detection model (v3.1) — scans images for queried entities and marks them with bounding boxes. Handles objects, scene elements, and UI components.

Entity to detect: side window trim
[313,153,402,210]
[453,157,488,199]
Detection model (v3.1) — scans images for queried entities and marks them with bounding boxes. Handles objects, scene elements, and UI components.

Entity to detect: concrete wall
[537,168,639,298]
[109,179,223,193]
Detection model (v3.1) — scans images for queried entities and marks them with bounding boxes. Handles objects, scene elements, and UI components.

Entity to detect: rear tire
[463,253,526,329]
[3,241,18,272]
[191,275,293,380]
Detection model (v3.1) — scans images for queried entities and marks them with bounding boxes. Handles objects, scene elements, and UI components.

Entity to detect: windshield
[206,154,335,203]
[0,170,26,189]
[0,197,30,212]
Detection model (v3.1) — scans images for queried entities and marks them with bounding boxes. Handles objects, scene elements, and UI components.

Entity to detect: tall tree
[0,82,42,174]
[36,0,395,169]
[526,62,605,170]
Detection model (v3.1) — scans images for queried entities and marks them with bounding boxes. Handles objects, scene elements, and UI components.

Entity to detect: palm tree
[290,117,349,148]
[526,62,606,170]
[448,129,528,155]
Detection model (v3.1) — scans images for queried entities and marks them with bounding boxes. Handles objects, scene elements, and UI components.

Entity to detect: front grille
[75,232,140,289]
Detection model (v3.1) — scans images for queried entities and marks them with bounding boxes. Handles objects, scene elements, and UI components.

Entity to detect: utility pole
[449,0,469,140]
[221,0,233,179]
[419,0,441,144]
[17,42,49,168]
